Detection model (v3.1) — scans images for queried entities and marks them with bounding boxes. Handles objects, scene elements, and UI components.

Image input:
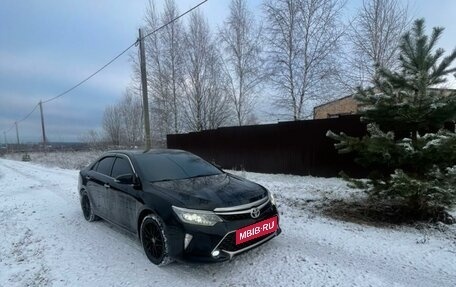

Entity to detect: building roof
[314,87,456,111]
[313,94,354,111]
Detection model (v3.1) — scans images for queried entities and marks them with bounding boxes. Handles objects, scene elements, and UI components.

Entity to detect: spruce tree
[328,19,456,223]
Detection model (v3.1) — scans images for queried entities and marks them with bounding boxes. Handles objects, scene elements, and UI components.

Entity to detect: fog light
[184,233,193,250]
[211,250,220,257]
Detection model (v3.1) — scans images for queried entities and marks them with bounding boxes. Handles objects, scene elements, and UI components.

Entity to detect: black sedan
[78,149,281,265]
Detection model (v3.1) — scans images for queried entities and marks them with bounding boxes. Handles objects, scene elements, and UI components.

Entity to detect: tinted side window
[111,157,133,178]
[96,157,115,176]
[91,161,99,171]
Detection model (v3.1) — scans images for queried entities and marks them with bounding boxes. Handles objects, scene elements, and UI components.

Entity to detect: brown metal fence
[167,115,367,177]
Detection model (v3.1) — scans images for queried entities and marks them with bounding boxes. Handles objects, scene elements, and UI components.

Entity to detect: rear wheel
[80,192,99,222]
[140,214,172,266]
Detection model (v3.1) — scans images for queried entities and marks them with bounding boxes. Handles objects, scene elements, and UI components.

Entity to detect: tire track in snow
[1,159,456,287]
[0,159,206,286]
[0,159,79,204]
[0,169,53,286]
[0,160,82,286]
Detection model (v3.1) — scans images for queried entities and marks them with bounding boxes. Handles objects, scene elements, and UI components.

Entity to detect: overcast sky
[1,0,455,143]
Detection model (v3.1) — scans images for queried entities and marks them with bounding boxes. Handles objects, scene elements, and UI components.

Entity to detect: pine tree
[328,19,456,223]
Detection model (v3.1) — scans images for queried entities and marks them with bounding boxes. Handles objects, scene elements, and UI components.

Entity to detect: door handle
[104,183,110,188]
[85,176,91,180]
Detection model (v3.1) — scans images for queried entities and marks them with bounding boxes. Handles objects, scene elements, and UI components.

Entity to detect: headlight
[172,206,223,226]
[269,190,276,206]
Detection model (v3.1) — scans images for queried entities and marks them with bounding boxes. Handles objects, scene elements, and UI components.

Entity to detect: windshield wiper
[151,173,221,182]
[150,178,175,183]
[187,173,220,179]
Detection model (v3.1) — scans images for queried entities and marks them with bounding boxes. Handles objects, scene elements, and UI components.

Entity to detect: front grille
[217,232,272,252]
[219,202,275,221]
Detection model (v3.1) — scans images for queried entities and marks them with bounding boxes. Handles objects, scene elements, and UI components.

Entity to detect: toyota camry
[78,149,281,265]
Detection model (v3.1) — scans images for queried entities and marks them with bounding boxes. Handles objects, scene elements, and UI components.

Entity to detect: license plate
[235,216,278,245]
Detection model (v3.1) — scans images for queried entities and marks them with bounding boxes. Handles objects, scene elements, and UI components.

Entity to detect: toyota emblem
[250,207,260,219]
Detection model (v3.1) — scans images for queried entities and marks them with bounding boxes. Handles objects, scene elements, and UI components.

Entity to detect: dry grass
[321,198,455,226]
[3,151,103,170]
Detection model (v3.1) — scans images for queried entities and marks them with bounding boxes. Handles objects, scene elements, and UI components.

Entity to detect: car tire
[140,214,173,266]
[80,191,99,222]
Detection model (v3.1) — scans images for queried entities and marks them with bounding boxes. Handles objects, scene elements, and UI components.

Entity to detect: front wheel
[80,191,99,222]
[140,214,173,266]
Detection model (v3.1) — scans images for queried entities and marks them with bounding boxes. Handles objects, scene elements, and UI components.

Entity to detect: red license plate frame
[235,216,278,245]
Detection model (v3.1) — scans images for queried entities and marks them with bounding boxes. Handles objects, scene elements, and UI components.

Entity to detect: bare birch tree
[160,0,185,134]
[219,0,264,126]
[102,105,122,146]
[205,48,232,129]
[80,129,105,150]
[183,11,231,131]
[341,0,409,89]
[144,0,171,143]
[118,88,143,146]
[102,89,143,147]
[127,48,148,145]
[142,0,186,144]
[263,0,345,120]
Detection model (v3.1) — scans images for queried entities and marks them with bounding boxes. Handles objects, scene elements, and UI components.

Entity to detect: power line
[2,0,209,134]
[142,0,208,39]
[3,103,39,134]
[18,103,39,122]
[43,0,208,105]
[5,124,15,133]
[41,42,137,104]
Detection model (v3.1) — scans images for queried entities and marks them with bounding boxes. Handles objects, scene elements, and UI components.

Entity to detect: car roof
[103,149,188,158]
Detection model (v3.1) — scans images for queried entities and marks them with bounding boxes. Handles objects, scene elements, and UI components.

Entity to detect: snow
[1,156,456,287]
[423,135,450,150]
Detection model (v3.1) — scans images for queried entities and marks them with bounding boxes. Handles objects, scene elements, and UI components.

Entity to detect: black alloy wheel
[81,192,98,222]
[140,215,171,266]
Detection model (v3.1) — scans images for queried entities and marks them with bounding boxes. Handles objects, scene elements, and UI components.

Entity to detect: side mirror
[115,174,135,185]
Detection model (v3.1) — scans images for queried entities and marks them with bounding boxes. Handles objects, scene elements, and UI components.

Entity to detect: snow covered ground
[0,155,455,287]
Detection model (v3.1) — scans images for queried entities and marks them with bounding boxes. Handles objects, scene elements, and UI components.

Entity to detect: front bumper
[212,227,281,261]
[168,199,281,262]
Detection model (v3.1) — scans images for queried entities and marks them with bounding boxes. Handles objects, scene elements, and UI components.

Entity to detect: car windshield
[135,152,223,182]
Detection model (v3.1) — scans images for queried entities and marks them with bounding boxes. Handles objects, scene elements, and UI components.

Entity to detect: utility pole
[15,122,20,145]
[3,131,7,152]
[39,101,47,154]
[138,28,151,150]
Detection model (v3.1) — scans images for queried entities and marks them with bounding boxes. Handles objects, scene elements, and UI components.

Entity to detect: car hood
[148,173,268,210]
